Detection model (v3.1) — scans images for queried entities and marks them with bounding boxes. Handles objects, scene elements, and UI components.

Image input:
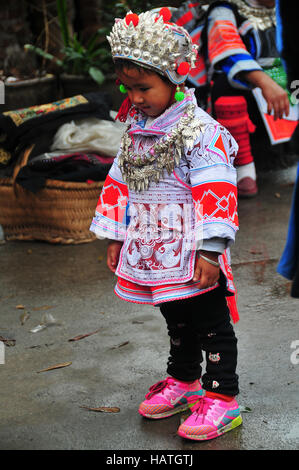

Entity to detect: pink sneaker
[177,396,242,440]
[138,377,203,419]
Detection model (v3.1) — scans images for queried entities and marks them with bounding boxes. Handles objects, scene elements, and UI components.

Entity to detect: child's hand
[193,250,220,289]
[107,240,123,273]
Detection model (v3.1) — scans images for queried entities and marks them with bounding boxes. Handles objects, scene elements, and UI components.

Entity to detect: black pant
[159,288,239,396]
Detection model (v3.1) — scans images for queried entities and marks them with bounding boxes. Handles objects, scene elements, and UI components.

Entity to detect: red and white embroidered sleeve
[189,124,239,246]
[90,160,129,241]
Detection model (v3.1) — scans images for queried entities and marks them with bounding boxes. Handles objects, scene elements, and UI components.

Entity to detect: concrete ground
[0,164,299,451]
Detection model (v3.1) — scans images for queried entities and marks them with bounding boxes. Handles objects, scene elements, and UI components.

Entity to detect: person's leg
[160,298,203,382]
[211,75,258,197]
[138,288,240,424]
[200,312,239,396]
[176,289,242,441]
[138,294,208,420]
[160,288,239,391]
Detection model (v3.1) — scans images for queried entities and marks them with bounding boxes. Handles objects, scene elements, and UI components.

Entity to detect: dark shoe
[237,177,258,198]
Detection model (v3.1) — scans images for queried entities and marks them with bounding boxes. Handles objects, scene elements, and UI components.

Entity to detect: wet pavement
[0,164,299,451]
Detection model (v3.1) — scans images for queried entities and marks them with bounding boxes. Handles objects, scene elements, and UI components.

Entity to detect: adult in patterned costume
[173,0,290,197]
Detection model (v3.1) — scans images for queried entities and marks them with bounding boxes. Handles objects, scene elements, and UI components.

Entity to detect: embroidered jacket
[90,90,238,296]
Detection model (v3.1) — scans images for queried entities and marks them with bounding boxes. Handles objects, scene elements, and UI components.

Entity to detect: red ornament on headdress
[177,62,190,76]
[159,7,172,22]
[125,13,139,27]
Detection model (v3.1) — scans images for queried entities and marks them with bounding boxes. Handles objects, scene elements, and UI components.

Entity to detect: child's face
[117,67,175,118]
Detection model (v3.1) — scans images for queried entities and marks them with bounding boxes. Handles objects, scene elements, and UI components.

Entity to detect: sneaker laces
[190,397,213,424]
[145,377,175,399]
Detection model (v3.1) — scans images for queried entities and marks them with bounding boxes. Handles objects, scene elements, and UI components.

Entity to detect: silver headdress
[107,9,198,85]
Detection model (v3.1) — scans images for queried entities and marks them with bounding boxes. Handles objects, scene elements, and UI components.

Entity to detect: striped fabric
[115,276,220,306]
[173,1,265,89]
[206,6,262,89]
[208,19,249,63]
[171,1,208,88]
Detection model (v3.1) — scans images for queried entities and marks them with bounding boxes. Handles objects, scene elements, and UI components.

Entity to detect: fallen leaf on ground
[68,329,101,342]
[37,361,72,373]
[240,405,252,413]
[249,248,263,254]
[79,405,120,413]
[0,336,16,346]
[16,304,25,309]
[110,341,129,349]
[32,305,54,311]
[20,311,30,325]
[28,343,54,349]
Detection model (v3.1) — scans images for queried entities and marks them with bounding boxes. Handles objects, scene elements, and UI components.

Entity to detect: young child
[90,8,242,441]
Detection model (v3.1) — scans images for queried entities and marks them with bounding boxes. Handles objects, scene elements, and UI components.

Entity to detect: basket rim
[0,177,104,189]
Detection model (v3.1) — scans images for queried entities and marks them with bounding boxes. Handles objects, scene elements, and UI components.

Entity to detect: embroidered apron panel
[116,198,197,285]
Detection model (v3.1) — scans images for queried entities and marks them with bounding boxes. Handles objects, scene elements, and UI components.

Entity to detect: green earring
[119,84,127,94]
[174,85,185,102]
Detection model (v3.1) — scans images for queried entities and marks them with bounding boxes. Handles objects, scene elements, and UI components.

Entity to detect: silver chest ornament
[118,103,205,192]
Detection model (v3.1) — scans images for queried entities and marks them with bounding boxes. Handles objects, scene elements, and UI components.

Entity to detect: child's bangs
[114,58,169,82]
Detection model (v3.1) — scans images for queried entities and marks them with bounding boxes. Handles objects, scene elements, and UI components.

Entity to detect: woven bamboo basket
[0,146,104,244]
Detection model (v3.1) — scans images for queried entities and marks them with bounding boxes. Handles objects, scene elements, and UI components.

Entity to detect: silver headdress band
[107,9,198,85]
